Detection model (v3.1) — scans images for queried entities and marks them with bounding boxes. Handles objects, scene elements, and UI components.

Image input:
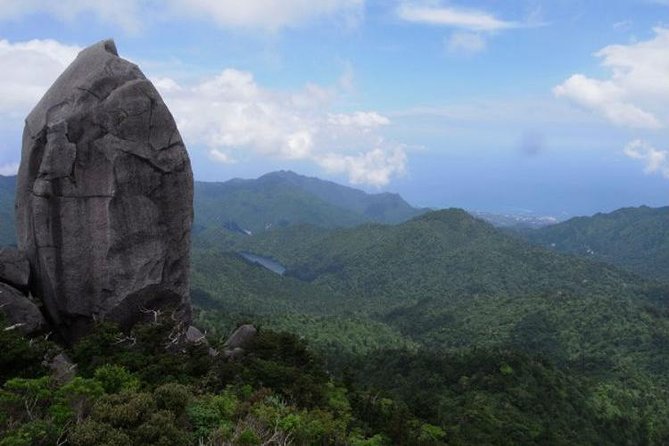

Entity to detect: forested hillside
[521,206,669,281]
[194,171,424,235]
[188,208,669,443]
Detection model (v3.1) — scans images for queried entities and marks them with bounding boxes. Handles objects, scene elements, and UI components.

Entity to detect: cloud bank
[158,69,405,186]
[0,38,405,187]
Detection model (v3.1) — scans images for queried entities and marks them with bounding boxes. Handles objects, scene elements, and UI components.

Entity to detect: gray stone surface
[224,324,257,350]
[48,352,76,384]
[185,325,207,344]
[0,282,46,334]
[0,248,30,291]
[15,39,193,343]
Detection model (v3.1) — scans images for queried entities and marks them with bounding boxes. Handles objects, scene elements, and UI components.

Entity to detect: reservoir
[239,252,286,276]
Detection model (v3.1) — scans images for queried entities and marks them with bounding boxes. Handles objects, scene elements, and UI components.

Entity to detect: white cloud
[624,139,669,178]
[158,69,405,186]
[0,162,19,176]
[446,32,486,54]
[397,2,529,55]
[317,146,406,186]
[328,111,390,129]
[554,27,669,129]
[397,3,517,31]
[0,0,143,33]
[0,39,80,118]
[554,74,661,129]
[167,0,364,31]
[208,149,236,164]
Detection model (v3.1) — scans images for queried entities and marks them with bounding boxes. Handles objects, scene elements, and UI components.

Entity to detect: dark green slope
[521,206,669,281]
[215,209,669,372]
[189,209,669,442]
[242,209,649,302]
[194,170,424,235]
[261,170,423,223]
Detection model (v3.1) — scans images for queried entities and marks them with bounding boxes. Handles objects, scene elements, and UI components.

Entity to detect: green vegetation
[521,205,669,281]
[6,175,669,443]
[188,208,669,443]
[0,317,441,445]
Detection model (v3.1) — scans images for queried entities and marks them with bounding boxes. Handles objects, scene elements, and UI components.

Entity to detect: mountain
[194,170,425,235]
[521,205,669,281]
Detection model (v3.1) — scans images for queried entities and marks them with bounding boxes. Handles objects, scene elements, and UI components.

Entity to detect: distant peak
[413,208,473,223]
[263,170,300,178]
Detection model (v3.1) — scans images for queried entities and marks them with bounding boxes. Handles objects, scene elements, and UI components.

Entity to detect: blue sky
[0,0,668,216]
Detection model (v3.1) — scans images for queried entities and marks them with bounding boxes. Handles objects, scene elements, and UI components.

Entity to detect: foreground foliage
[0,318,443,445]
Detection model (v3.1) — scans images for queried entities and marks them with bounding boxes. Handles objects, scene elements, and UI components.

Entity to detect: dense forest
[4,173,669,444]
[520,206,669,281]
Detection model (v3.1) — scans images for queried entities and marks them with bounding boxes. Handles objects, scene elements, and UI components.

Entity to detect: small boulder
[224,324,257,350]
[223,347,245,360]
[185,325,207,344]
[0,248,29,292]
[0,282,46,334]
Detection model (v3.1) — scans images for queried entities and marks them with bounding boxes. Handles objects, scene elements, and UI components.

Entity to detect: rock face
[0,282,46,334]
[15,39,193,343]
[0,248,30,292]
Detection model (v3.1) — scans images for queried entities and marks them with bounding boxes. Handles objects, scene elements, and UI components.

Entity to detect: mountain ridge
[521,205,669,281]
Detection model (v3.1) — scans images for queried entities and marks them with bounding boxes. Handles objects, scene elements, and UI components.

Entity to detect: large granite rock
[15,39,193,343]
[0,282,46,334]
[0,248,30,292]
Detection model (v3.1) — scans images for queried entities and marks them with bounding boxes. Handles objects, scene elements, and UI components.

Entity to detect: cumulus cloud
[158,69,405,186]
[317,146,406,186]
[0,39,80,118]
[397,3,517,31]
[554,27,669,129]
[624,139,669,178]
[446,32,486,54]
